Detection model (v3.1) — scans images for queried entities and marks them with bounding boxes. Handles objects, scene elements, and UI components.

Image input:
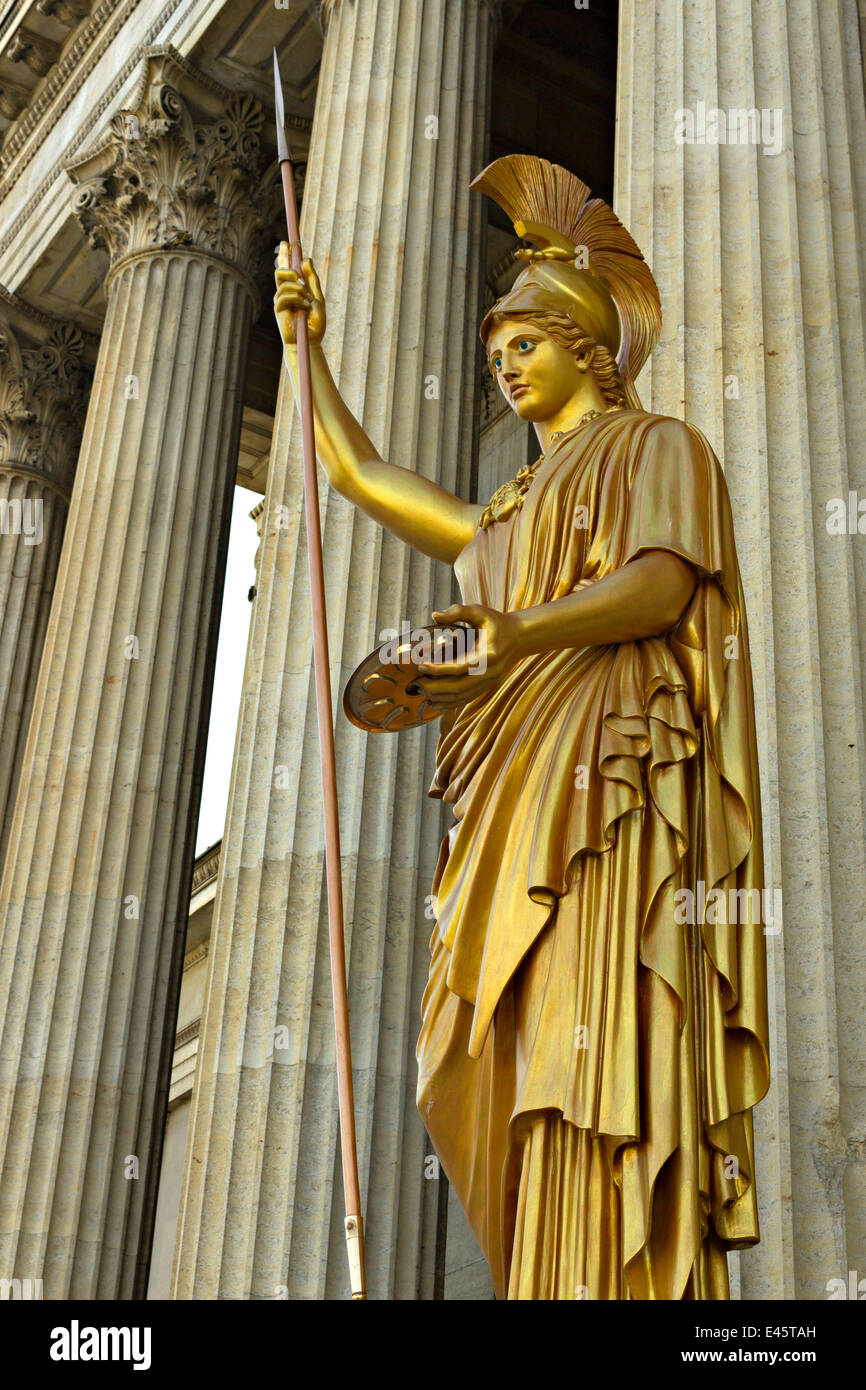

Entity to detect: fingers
[275,285,313,314]
[275,268,312,295]
[303,259,324,301]
[414,673,488,698]
[275,266,321,325]
[413,676,461,697]
[275,257,322,296]
[415,684,472,708]
[274,270,314,320]
[432,604,488,626]
[425,693,470,709]
[416,657,473,679]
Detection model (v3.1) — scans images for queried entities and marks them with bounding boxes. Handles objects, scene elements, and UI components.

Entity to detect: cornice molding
[0,0,309,264]
[0,0,134,185]
[0,282,64,335]
[0,0,186,257]
[0,283,100,353]
[175,1018,201,1050]
[183,942,209,973]
[191,841,221,894]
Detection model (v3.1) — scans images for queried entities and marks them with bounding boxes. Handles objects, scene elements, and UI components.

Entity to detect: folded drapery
[416,409,770,1300]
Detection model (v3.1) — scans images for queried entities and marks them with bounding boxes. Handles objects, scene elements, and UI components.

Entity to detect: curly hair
[485,307,627,411]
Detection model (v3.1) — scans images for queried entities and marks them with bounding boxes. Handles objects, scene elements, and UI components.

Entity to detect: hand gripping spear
[273,49,366,1301]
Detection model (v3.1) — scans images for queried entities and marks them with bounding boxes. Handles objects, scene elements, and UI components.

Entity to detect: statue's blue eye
[519,340,531,350]
[493,357,502,371]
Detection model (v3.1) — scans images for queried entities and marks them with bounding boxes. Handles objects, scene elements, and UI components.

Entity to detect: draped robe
[415,408,770,1300]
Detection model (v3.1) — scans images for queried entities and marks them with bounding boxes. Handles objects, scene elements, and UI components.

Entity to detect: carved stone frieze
[0,311,91,493]
[67,51,282,294]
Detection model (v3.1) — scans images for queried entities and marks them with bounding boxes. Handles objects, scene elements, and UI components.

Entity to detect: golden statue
[275,154,770,1301]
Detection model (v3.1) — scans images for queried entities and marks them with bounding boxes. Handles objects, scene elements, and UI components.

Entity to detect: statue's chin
[509,395,539,420]
[512,404,554,426]
[507,389,563,423]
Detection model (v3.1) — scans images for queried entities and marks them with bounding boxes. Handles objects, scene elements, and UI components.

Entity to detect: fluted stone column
[0,299,90,870]
[616,0,866,1299]
[173,0,497,1300]
[0,49,276,1299]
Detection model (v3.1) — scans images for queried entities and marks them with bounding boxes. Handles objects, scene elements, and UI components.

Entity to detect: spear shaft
[273,49,365,1301]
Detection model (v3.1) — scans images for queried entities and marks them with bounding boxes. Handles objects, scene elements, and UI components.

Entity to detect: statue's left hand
[413,603,527,709]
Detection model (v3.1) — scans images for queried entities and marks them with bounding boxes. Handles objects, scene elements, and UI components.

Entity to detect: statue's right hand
[274,244,326,347]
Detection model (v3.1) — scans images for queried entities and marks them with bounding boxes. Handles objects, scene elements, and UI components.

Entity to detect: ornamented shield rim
[343,623,480,733]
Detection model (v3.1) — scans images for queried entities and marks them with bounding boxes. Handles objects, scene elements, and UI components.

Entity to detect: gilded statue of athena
[275,153,769,1301]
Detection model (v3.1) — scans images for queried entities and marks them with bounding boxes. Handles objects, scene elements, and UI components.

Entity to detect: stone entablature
[0,0,93,135]
[0,1,314,289]
[190,842,220,896]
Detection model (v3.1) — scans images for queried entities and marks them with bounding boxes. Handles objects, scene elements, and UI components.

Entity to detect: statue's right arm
[275,252,482,565]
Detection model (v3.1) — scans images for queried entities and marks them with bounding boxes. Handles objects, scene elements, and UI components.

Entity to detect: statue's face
[486,317,585,421]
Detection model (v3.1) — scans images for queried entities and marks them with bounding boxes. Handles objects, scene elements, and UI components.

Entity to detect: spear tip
[272,47,293,164]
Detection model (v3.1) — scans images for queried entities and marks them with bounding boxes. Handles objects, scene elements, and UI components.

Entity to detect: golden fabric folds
[416,409,770,1300]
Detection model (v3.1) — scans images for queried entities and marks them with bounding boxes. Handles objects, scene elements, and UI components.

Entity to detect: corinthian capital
[66,48,280,289]
[0,291,92,495]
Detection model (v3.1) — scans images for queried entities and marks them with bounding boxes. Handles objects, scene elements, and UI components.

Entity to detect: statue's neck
[534,375,611,453]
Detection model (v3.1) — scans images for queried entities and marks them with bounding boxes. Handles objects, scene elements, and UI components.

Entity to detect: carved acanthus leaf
[0,320,91,488]
[70,76,277,289]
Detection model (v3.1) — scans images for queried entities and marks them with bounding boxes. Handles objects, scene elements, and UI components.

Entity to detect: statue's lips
[510,383,530,400]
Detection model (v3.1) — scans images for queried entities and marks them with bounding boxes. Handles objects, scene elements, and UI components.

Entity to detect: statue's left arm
[416,548,696,706]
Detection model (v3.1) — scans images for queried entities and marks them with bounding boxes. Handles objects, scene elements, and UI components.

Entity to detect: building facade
[0,0,864,1300]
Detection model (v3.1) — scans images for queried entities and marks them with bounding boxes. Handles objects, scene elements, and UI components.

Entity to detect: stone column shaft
[0,50,271,1299]
[616,0,866,1298]
[0,310,90,870]
[173,0,495,1300]
[0,481,63,853]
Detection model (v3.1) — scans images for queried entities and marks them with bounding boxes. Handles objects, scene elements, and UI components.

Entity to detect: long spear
[273,49,366,1301]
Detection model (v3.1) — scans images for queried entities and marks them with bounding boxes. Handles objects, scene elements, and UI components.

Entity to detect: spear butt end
[345,1214,366,1300]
